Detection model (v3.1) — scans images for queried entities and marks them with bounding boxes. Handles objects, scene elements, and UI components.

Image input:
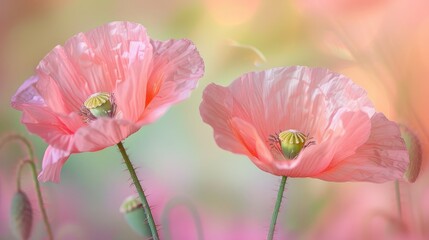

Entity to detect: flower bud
[10,190,33,240]
[400,125,422,183]
[278,130,307,159]
[120,196,152,238]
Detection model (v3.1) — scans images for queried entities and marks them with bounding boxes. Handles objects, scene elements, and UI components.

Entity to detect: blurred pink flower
[304,174,429,240]
[200,66,408,182]
[306,183,406,240]
[11,21,204,182]
[295,0,429,156]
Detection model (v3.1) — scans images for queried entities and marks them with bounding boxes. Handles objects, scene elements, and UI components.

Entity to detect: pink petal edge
[200,83,250,156]
[316,113,409,182]
[38,146,71,183]
[138,39,205,125]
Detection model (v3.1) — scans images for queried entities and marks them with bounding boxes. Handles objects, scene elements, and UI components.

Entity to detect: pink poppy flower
[11,21,204,182]
[200,66,408,182]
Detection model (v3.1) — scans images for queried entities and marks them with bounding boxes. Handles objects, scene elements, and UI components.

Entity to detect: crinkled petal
[11,76,44,109]
[274,136,338,177]
[272,111,370,177]
[138,39,204,124]
[315,113,409,182]
[36,21,153,121]
[38,146,71,183]
[200,83,247,155]
[74,118,140,152]
[202,67,374,147]
[231,67,375,141]
[11,76,80,152]
[13,101,79,152]
[113,23,153,121]
[229,118,274,172]
[328,110,371,165]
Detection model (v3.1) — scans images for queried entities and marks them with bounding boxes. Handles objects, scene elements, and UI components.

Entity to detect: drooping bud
[10,191,33,240]
[400,125,422,183]
[278,130,307,159]
[120,196,152,238]
[84,92,113,118]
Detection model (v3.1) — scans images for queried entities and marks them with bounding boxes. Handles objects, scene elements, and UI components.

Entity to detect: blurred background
[0,0,428,239]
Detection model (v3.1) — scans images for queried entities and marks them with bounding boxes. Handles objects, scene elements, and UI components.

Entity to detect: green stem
[395,180,403,220]
[267,176,287,240]
[117,141,159,240]
[1,134,34,161]
[17,159,54,240]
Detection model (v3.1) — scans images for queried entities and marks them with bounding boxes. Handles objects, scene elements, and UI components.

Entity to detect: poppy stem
[1,134,35,161]
[394,180,403,220]
[17,159,54,240]
[4,134,53,239]
[267,176,287,240]
[117,141,159,240]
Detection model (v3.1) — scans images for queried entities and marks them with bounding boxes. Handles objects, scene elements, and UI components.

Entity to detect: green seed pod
[400,125,422,183]
[84,92,113,118]
[10,190,33,240]
[278,130,307,159]
[120,196,152,238]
